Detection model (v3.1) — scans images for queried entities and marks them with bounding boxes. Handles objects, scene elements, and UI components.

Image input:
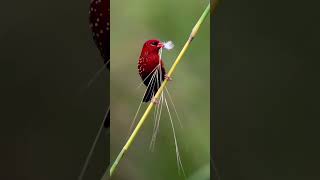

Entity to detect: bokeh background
[213,0,320,180]
[110,0,210,180]
[1,0,109,179]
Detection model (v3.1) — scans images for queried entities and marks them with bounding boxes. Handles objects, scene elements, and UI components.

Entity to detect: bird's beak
[157,42,164,48]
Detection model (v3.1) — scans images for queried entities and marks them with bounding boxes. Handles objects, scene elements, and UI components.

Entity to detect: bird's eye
[151,41,158,46]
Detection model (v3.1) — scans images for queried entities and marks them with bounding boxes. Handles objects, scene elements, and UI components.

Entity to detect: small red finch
[89,0,110,128]
[89,0,110,68]
[138,39,174,102]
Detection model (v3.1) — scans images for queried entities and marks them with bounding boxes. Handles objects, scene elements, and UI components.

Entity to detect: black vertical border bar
[106,0,110,177]
[210,1,218,179]
[210,1,214,179]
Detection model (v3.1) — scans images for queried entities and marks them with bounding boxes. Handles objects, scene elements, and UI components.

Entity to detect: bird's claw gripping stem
[151,97,159,104]
[165,74,172,81]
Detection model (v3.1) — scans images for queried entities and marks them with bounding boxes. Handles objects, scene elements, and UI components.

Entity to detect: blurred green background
[110,0,210,179]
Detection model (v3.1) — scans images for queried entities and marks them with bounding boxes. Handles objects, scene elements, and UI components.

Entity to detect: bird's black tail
[143,84,157,102]
[142,66,165,102]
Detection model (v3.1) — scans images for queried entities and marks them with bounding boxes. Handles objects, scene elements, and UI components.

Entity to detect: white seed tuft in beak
[163,41,174,50]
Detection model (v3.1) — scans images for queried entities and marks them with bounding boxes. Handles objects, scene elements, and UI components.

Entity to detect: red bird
[138,39,173,103]
[89,0,110,128]
[89,0,110,68]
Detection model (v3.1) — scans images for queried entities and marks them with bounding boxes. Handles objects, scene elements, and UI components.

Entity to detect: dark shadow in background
[212,0,320,179]
[1,1,109,179]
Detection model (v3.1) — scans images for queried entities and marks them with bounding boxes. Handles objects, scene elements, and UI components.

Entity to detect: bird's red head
[142,39,164,54]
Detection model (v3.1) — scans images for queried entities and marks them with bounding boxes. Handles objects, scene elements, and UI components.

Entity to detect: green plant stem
[104,2,218,179]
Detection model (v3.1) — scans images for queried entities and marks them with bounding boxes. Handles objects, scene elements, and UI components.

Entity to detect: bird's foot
[151,97,159,104]
[165,74,172,81]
